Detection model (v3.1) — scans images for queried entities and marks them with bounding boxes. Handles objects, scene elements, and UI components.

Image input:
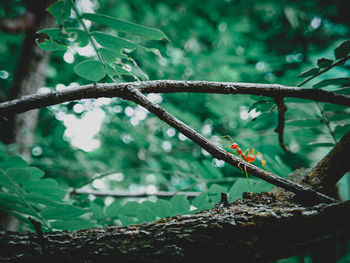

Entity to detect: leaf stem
[315,102,337,144]
[4,173,51,231]
[69,0,105,66]
[298,55,350,87]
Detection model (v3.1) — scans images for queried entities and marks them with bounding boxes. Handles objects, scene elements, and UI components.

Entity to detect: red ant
[218,136,266,192]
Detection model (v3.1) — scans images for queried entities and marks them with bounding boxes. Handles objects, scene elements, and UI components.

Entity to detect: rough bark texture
[0,195,349,263]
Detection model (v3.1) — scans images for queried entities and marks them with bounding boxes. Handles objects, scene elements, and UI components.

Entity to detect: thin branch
[1,80,350,117]
[119,86,337,204]
[274,97,290,153]
[74,189,201,198]
[298,55,350,87]
[315,102,337,144]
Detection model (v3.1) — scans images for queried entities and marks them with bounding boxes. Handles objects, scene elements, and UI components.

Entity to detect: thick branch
[1,198,349,263]
[1,81,350,117]
[302,130,350,192]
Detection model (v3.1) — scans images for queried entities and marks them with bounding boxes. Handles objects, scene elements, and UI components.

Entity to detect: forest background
[0,0,349,262]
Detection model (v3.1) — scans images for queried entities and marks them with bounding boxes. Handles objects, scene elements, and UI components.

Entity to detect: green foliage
[1,0,349,246]
[38,0,168,82]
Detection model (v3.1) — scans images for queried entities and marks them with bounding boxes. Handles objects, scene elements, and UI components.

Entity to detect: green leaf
[26,167,45,180]
[202,160,223,178]
[170,195,190,214]
[334,40,350,59]
[229,179,251,201]
[0,156,27,170]
[38,28,89,47]
[252,181,273,193]
[90,201,105,220]
[25,193,66,207]
[334,124,350,136]
[249,99,275,113]
[74,60,106,81]
[140,200,156,211]
[37,28,63,40]
[0,170,11,188]
[208,184,227,195]
[119,201,140,216]
[192,192,211,209]
[23,179,68,201]
[313,78,350,89]
[82,13,168,40]
[106,200,122,218]
[0,192,25,205]
[135,207,156,222]
[119,215,135,226]
[244,112,276,129]
[317,58,333,68]
[285,118,323,127]
[208,184,227,203]
[332,87,350,95]
[99,48,127,64]
[47,0,72,24]
[0,198,36,216]
[6,168,31,184]
[92,32,139,52]
[37,39,67,51]
[298,67,319,78]
[66,28,89,47]
[307,142,334,147]
[41,205,87,219]
[155,199,174,218]
[105,64,132,80]
[51,218,95,231]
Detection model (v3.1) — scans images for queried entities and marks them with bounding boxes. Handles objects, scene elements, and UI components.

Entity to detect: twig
[74,189,201,198]
[1,80,350,117]
[274,97,290,153]
[298,55,350,87]
[315,102,337,144]
[120,86,337,204]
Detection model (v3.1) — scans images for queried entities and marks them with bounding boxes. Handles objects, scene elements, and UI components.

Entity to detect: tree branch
[74,189,201,198]
[274,97,290,153]
[1,80,350,117]
[302,130,350,193]
[1,198,349,262]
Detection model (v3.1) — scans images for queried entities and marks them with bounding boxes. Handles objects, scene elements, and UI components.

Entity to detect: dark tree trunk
[0,0,55,231]
[0,0,54,158]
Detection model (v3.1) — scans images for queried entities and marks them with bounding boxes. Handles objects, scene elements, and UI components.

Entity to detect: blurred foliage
[1,0,350,261]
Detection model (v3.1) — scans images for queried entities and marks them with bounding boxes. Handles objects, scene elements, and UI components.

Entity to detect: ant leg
[243,162,252,193]
[220,135,234,142]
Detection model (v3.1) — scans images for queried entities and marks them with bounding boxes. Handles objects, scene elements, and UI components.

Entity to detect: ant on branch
[214,135,266,192]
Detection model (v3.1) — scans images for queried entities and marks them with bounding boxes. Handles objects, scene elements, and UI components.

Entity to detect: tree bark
[0,0,55,231]
[0,196,349,263]
[0,0,55,159]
